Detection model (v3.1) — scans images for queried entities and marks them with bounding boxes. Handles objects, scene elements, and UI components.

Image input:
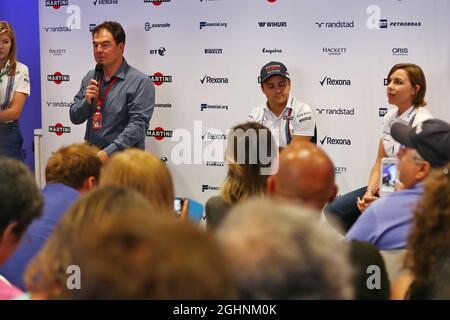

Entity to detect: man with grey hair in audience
[216,198,354,299]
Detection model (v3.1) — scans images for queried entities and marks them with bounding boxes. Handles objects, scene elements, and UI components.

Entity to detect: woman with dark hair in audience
[391,163,450,299]
[0,21,31,161]
[205,122,277,231]
[325,63,433,232]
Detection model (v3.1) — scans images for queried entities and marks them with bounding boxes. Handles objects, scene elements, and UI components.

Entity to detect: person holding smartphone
[325,63,433,232]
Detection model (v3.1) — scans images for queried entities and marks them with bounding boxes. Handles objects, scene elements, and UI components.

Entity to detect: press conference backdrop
[39,0,450,204]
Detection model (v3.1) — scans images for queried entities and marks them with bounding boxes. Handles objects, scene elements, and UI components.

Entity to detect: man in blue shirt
[70,21,155,163]
[346,119,450,249]
[0,143,102,289]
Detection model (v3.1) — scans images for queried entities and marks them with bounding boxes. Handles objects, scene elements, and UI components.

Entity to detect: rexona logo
[316,107,355,116]
[48,48,67,56]
[262,48,282,54]
[46,101,72,108]
[144,0,171,5]
[200,75,229,84]
[144,22,171,31]
[201,104,228,111]
[201,130,227,141]
[392,48,408,56]
[322,47,347,56]
[258,22,287,28]
[149,47,166,56]
[45,0,68,9]
[47,72,70,84]
[202,185,220,192]
[149,72,172,86]
[379,107,388,117]
[49,123,71,136]
[315,21,354,28]
[319,76,351,86]
[319,135,352,146]
[155,103,172,109]
[205,48,223,54]
[93,0,118,5]
[199,22,227,30]
[147,127,173,141]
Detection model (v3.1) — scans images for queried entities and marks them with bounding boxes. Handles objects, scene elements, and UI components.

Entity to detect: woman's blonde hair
[0,21,17,76]
[100,149,175,213]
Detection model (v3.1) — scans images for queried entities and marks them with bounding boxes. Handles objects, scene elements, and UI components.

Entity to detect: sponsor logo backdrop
[39,0,450,204]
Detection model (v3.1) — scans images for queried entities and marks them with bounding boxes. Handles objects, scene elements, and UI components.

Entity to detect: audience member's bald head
[268,141,337,210]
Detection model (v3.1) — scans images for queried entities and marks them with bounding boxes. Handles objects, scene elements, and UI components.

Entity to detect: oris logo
[200,75,229,84]
[149,47,166,56]
[144,0,171,5]
[335,167,348,175]
[319,135,352,146]
[202,185,220,192]
[315,21,354,28]
[319,76,351,86]
[322,47,347,56]
[258,22,287,28]
[147,127,173,141]
[392,48,408,56]
[47,72,70,84]
[149,72,172,86]
[49,123,71,136]
[45,0,68,9]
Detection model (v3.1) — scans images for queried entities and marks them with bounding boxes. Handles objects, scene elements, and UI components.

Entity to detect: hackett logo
[149,72,172,86]
[48,72,70,84]
[147,127,173,141]
[49,123,71,136]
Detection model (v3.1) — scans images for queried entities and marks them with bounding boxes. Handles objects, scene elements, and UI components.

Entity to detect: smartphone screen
[380,158,398,196]
[174,198,183,214]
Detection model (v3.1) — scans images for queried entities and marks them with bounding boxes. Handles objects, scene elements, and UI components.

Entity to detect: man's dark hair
[92,21,126,45]
[0,157,43,236]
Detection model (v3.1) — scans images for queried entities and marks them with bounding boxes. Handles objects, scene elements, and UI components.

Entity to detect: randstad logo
[144,0,171,5]
[45,0,68,8]
[315,21,354,28]
[43,26,72,32]
[49,123,71,136]
[319,136,352,146]
[147,127,173,141]
[144,22,171,31]
[316,107,355,116]
[319,76,351,86]
[149,72,172,86]
[46,101,72,108]
[202,185,220,192]
[199,22,227,30]
[93,0,118,5]
[47,72,70,84]
[200,75,229,84]
[149,47,166,56]
[258,22,287,28]
[200,104,229,111]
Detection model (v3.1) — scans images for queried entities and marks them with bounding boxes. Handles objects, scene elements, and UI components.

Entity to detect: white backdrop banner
[39,0,450,205]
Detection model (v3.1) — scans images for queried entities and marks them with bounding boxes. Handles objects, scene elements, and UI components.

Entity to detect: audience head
[0,157,43,264]
[405,162,450,288]
[387,63,427,108]
[267,141,337,210]
[217,198,353,299]
[221,122,277,205]
[0,21,17,75]
[100,149,175,213]
[392,118,450,188]
[45,143,101,191]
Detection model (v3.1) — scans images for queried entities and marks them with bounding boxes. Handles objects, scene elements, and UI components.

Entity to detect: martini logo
[47,72,70,84]
[46,0,68,8]
[144,0,171,5]
[149,72,172,86]
[267,0,277,3]
[147,127,173,140]
[49,123,71,136]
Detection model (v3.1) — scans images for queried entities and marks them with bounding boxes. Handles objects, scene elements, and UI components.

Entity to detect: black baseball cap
[391,118,450,168]
[260,61,290,83]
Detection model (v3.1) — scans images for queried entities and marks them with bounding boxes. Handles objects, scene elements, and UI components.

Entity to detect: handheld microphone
[91,63,103,107]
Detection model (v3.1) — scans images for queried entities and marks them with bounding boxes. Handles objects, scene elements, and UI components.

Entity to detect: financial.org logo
[144,22,171,31]
[319,135,352,146]
[258,22,287,28]
[316,107,355,116]
[379,107,388,117]
[93,0,118,5]
[322,47,347,56]
[200,104,229,111]
[392,47,408,56]
[149,47,166,56]
[200,75,229,84]
[204,48,223,54]
[315,21,354,28]
[319,76,351,86]
[262,48,282,54]
[202,185,220,192]
[200,22,227,30]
